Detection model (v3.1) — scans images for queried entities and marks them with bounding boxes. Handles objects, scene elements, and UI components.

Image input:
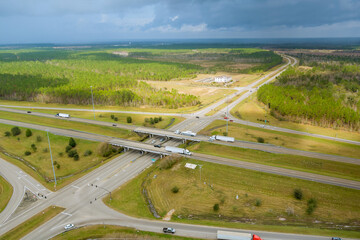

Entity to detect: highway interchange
[0,55,359,240]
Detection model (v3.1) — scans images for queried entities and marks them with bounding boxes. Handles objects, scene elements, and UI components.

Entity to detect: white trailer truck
[174,130,197,137]
[217,230,263,240]
[56,113,70,118]
[209,135,234,142]
[165,146,192,156]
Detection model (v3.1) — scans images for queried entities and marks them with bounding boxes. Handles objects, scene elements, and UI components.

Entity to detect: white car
[64,223,74,230]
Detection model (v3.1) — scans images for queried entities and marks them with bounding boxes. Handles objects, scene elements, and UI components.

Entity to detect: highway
[1,54,359,240]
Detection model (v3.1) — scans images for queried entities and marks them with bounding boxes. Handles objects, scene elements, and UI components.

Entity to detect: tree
[24,151,31,156]
[68,149,78,158]
[294,189,303,200]
[31,143,37,152]
[65,145,72,153]
[69,137,76,148]
[11,127,21,136]
[171,186,179,193]
[213,203,220,211]
[26,129,32,137]
[127,116,132,123]
[4,131,10,137]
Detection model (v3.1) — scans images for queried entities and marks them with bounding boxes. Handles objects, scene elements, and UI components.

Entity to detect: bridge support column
[182,139,185,144]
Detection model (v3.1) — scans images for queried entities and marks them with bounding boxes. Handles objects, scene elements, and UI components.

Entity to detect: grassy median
[0,176,13,213]
[104,157,360,238]
[0,206,64,240]
[201,120,360,159]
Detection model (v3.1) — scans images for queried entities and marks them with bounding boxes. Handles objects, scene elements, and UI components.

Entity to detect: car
[27,111,31,113]
[159,138,165,142]
[229,119,234,122]
[154,144,161,148]
[196,116,199,119]
[112,124,117,127]
[163,227,176,234]
[224,117,229,119]
[151,140,156,144]
[64,223,74,230]
[331,238,342,240]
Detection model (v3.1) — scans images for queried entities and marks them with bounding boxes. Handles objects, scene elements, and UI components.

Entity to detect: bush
[255,198,262,207]
[159,156,181,170]
[31,143,37,152]
[223,132,228,136]
[213,203,220,211]
[58,152,63,157]
[114,117,118,121]
[84,150,93,156]
[24,151,31,156]
[306,198,317,215]
[150,118,154,124]
[97,142,113,157]
[154,117,159,123]
[36,135,42,142]
[4,131,10,137]
[42,148,48,153]
[73,153,79,161]
[26,129,32,137]
[65,145,72,153]
[294,188,303,200]
[69,137,76,148]
[257,137,265,143]
[171,186,179,193]
[145,118,149,123]
[110,114,115,119]
[127,116,132,123]
[11,127,21,136]
[68,149,78,158]
[56,164,60,169]
[159,116,163,121]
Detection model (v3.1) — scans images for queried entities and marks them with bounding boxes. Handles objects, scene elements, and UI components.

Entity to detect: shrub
[306,198,317,215]
[31,144,37,152]
[294,188,303,200]
[213,203,220,211]
[42,148,48,153]
[127,116,132,123]
[4,131,10,137]
[11,127,21,136]
[257,137,265,143]
[26,129,32,137]
[68,149,78,158]
[154,117,159,123]
[73,153,79,161]
[97,142,113,157]
[255,198,262,207]
[150,118,154,124]
[65,145,72,153]
[223,132,228,136]
[110,114,115,119]
[24,151,31,156]
[84,150,93,156]
[58,152,63,157]
[145,118,149,123]
[56,164,60,169]
[69,137,76,148]
[114,117,118,121]
[159,156,181,170]
[53,161,57,165]
[36,135,42,142]
[159,116,163,121]
[171,186,179,193]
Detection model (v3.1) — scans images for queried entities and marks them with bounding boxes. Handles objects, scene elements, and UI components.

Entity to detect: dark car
[196,116,199,119]
[27,111,32,113]
[331,238,342,240]
[112,124,117,127]
[154,144,161,148]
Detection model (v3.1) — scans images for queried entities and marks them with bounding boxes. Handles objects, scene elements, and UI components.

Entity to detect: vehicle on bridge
[174,130,197,137]
[163,227,176,234]
[209,135,235,143]
[217,230,262,240]
[165,146,192,156]
[56,113,70,118]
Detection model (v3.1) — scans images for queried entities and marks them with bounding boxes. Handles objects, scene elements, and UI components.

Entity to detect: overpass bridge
[108,139,170,157]
[134,127,205,142]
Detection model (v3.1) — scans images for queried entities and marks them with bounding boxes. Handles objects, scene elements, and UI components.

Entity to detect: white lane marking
[61,212,72,216]
[71,185,80,189]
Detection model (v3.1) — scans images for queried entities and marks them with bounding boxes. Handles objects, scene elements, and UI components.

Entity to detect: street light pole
[90,86,95,120]
[226,96,229,134]
[199,165,203,182]
[46,130,57,190]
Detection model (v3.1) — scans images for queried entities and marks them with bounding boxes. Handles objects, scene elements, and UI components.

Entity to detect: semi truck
[165,146,192,156]
[174,130,197,137]
[56,113,70,118]
[217,230,263,240]
[209,135,235,142]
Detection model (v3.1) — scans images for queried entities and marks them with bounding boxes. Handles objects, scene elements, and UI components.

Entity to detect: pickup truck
[163,227,176,234]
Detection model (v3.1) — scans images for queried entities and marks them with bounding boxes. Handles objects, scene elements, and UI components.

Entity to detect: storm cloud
[1,0,360,44]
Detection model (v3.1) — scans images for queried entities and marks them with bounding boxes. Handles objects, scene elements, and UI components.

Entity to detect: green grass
[200,120,360,159]
[0,123,122,190]
[230,94,360,142]
[105,157,360,238]
[205,91,248,116]
[0,110,140,140]
[0,176,13,213]
[187,141,360,182]
[0,206,64,240]
[14,109,184,130]
[51,225,201,240]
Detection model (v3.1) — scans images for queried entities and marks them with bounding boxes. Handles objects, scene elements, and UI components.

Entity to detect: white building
[214,76,232,83]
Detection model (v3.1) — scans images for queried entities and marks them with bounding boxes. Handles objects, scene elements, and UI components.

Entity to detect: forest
[257,61,360,131]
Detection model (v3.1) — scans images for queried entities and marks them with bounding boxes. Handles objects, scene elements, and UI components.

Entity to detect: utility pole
[46,130,57,190]
[90,86,95,120]
[199,165,203,182]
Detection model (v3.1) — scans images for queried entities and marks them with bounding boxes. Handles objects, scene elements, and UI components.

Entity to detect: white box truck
[217,230,263,240]
[56,113,70,118]
[165,146,192,156]
[174,130,197,137]
[209,135,234,142]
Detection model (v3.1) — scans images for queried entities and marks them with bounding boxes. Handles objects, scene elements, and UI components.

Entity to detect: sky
[1,0,360,44]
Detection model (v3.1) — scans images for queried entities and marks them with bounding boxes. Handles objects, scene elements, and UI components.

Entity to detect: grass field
[0,110,140,140]
[13,109,184,130]
[0,206,64,240]
[187,142,360,181]
[0,123,121,190]
[200,120,360,159]
[105,157,360,238]
[0,176,13,213]
[230,94,360,141]
[52,225,200,240]
[205,91,248,116]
